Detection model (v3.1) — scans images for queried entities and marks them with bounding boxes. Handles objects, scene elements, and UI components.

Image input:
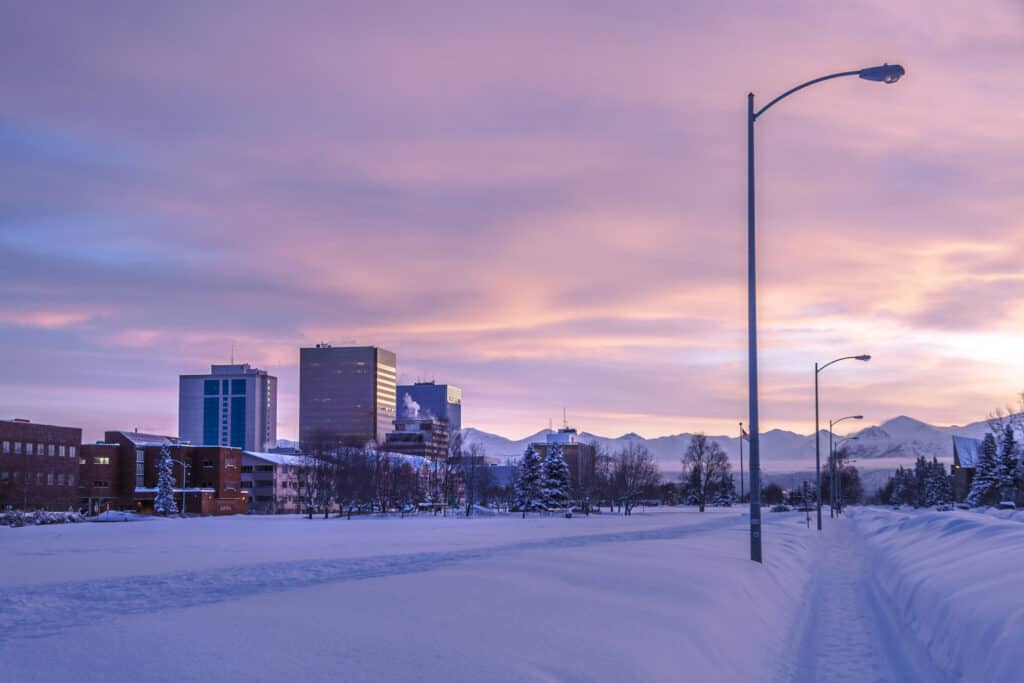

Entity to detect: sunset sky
[2,1,1022,442]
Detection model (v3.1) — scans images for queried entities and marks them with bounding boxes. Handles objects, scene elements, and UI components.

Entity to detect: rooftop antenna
[562,407,568,429]
[231,342,235,365]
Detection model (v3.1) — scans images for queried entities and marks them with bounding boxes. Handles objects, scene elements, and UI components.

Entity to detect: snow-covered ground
[0,507,1020,682]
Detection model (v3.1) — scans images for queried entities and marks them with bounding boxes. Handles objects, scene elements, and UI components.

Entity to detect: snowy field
[0,507,1020,682]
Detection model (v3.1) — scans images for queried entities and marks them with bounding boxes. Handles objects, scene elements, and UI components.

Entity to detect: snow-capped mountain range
[461,415,1001,492]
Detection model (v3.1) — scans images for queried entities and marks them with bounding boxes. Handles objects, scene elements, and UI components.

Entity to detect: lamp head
[853,415,863,420]
[858,64,904,84]
[855,354,871,362]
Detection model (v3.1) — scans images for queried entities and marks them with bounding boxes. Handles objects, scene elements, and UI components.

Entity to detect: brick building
[532,427,597,497]
[0,419,82,510]
[78,442,119,513]
[90,431,247,515]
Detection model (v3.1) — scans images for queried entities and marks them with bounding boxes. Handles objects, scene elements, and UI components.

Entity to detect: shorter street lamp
[169,459,190,514]
[828,417,862,517]
[814,354,870,530]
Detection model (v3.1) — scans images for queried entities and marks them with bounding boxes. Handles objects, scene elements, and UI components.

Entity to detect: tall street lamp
[746,63,903,562]
[828,415,862,518]
[814,355,870,529]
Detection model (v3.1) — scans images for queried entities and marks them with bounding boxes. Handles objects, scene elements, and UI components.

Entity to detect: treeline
[874,456,952,507]
[296,435,513,519]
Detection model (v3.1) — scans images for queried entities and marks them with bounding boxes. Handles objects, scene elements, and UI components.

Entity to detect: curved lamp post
[814,355,870,530]
[746,63,903,562]
[828,415,862,517]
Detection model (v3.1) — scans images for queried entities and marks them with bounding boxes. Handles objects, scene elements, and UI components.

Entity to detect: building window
[47,473,54,485]
[48,444,56,456]
[94,456,111,465]
[69,446,76,458]
[225,458,238,469]
[58,445,65,457]
[1,441,8,453]
[93,480,109,488]
[0,470,8,482]
[14,442,22,454]
[256,465,273,473]
[57,473,64,486]
[204,379,219,396]
[37,472,44,484]
[241,465,253,473]
[202,459,214,469]
[136,463,144,476]
[79,457,86,465]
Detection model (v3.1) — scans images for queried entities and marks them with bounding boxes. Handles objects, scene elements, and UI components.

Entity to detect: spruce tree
[891,466,909,506]
[924,457,952,506]
[912,456,929,507]
[966,433,999,507]
[514,446,544,517]
[154,447,178,516]
[996,425,1018,502]
[541,443,572,511]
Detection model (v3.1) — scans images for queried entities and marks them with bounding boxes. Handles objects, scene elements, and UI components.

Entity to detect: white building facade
[179,364,277,452]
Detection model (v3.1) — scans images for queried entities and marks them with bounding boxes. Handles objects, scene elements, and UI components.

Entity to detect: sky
[2,1,1023,442]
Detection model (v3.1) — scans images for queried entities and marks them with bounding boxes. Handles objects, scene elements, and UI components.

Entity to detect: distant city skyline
[2,2,1022,443]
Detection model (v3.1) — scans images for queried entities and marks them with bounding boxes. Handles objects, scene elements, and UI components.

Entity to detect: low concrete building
[242,451,305,514]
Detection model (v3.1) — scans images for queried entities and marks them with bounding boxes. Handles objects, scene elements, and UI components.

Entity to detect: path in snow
[0,513,740,644]
[777,516,952,683]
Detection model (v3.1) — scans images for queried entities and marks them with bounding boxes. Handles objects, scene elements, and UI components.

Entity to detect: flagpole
[739,422,745,502]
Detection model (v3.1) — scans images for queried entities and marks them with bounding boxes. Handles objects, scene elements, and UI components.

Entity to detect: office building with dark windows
[299,344,397,448]
[383,417,450,460]
[395,381,462,434]
[179,364,277,452]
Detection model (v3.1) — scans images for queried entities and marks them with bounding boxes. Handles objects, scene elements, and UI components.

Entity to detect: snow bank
[88,510,147,523]
[1,510,83,527]
[0,508,814,681]
[853,508,1024,682]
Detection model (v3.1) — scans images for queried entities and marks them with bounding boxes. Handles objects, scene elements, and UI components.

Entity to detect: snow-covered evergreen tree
[891,466,916,506]
[154,446,178,516]
[514,445,544,517]
[996,425,1018,502]
[923,457,952,506]
[912,456,929,507]
[541,443,572,511]
[966,433,999,507]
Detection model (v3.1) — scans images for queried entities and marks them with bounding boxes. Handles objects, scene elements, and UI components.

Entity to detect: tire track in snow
[0,514,740,643]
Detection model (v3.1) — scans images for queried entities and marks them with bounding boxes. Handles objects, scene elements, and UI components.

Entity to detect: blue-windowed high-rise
[179,364,277,451]
[395,381,462,434]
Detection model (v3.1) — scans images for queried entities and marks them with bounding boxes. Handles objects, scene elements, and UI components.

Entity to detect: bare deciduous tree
[680,433,730,512]
[612,444,660,515]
